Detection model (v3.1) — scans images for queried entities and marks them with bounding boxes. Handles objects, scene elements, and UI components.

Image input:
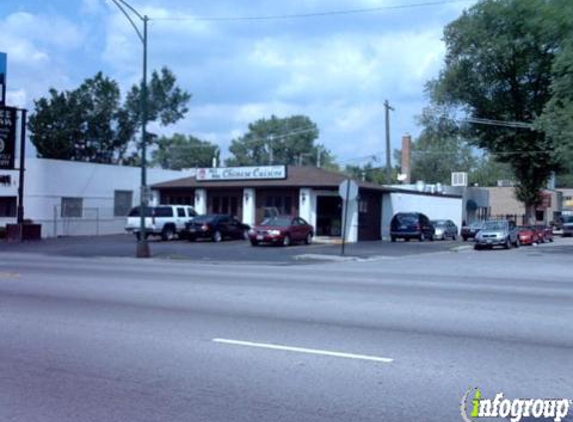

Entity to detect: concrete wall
[0,158,193,237]
[381,192,463,240]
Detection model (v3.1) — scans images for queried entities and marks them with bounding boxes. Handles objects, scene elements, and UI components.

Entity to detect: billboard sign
[0,53,6,106]
[0,106,17,169]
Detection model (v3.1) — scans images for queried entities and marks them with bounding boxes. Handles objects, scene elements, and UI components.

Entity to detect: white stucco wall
[194,188,207,215]
[299,188,313,227]
[381,192,463,240]
[0,158,193,237]
[242,188,256,225]
[342,198,358,243]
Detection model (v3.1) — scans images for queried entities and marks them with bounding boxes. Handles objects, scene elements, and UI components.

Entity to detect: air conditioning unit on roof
[451,172,468,187]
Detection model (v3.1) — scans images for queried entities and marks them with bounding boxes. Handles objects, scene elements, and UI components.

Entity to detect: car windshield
[432,220,446,227]
[518,226,534,230]
[469,222,483,229]
[395,214,418,224]
[483,221,506,231]
[261,217,291,227]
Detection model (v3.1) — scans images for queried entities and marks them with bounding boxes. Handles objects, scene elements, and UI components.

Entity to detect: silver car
[431,219,458,240]
[474,220,519,250]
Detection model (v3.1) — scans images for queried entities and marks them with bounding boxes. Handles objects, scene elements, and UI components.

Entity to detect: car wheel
[250,240,258,246]
[514,238,520,248]
[161,225,175,241]
[462,236,468,242]
[212,230,222,243]
[243,229,249,240]
[304,233,313,245]
[419,233,425,242]
[405,238,410,242]
[504,237,511,249]
[282,235,291,247]
[474,244,481,250]
[188,236,196,242]
[452,234,457,241]
[391,236,396,243]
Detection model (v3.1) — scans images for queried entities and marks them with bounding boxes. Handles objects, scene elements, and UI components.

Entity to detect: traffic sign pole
[341,179,351,255]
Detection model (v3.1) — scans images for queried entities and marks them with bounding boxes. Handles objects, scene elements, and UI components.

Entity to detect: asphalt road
[0,243,572,421]
[0,233,472,263]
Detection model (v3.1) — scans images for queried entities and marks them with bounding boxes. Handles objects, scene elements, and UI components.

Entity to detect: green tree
[151,134,218,170]
[408,106,476,184]
[226,115,334,167]
[539,37,573,183]
[29,67,191,164]
[29,73,128,162]
[429,0,572,220]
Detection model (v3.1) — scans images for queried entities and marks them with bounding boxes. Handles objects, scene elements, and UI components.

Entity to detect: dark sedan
[249,216,314,246]
[185,214,250,242]
[461,221,484,241]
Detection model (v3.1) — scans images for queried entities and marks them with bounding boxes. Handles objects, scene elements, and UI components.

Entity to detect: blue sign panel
[0,52,6,106]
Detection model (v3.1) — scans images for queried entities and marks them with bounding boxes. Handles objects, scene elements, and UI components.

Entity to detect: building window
[114,190,133,217]
[0,197,16,217]
[265,196,293,216]
[61,197,83,218]
[359,199,368,214]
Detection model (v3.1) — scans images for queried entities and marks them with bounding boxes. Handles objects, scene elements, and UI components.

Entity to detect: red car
[534,225,554,243]
[249,216,314,246]
[517,226,539,245]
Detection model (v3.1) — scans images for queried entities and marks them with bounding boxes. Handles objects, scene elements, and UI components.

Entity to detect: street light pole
[109,0,150,257]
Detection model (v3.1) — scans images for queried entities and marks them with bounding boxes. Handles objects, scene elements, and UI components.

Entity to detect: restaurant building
[152,165,463,242]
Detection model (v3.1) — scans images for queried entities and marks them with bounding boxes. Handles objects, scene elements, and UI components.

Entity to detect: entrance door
[208,190,242,219]
[358,191,381,241]
[316,196,342,237]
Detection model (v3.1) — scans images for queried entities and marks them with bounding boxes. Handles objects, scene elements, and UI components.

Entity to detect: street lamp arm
[109,0,144,42]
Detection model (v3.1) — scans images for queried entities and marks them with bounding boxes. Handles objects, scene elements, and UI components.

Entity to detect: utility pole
[268,134,274,165]
[110,0,151,258]
[384,99,395,184]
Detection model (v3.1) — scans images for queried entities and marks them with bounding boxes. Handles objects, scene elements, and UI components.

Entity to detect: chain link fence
[46,206,128,237]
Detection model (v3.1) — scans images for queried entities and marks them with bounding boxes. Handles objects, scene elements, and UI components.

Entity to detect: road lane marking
[212,338,393,363]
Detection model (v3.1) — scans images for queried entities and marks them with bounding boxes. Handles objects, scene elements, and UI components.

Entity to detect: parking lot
[1,234,571,264]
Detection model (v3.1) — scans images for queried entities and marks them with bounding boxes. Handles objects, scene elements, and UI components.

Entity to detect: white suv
[125,205,197,241]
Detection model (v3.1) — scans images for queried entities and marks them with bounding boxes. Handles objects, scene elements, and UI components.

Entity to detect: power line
[150,0,472,22]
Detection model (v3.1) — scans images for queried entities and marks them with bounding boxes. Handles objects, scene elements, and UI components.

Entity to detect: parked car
[517,226,539,246]
[185,214,250,242]
[560,215,573,237]
[461,221,485,241]
[390,212,435,242]
[249,216,314,246]
[431,219,458,240]
[125,205,197,241]
[533,225,554,243]
[474,219,519,250]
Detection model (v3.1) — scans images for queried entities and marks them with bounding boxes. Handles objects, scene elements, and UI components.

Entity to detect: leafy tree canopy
[428,0,573,215]
[225,115,335,168]
[151,133,218,170]
[29,67,191,164]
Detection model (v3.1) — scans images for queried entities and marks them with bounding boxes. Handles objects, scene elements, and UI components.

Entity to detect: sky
[0,0,478,166]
